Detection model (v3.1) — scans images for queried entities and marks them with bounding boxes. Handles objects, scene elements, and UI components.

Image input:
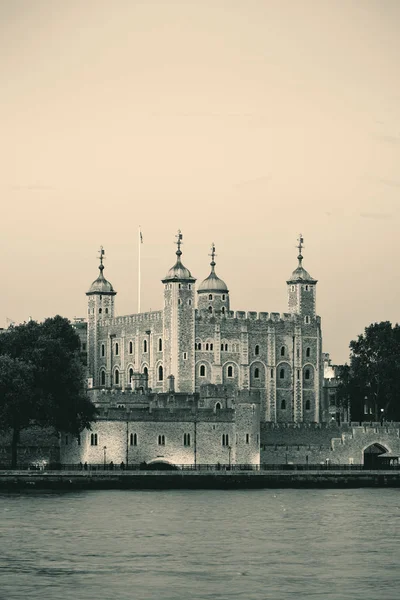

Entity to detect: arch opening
[363,443,389,469]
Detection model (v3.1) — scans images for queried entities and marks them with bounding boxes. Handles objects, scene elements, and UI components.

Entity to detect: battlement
[100,311,163,327]
[195,310,319,324]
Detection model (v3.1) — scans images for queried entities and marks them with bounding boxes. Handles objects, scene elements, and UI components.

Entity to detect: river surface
[1,488,399,600]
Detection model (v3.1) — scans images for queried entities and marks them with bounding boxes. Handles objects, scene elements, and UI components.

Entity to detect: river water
[1,489,399,600]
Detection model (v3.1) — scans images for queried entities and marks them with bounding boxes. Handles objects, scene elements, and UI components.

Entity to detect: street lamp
[103,446,107,469]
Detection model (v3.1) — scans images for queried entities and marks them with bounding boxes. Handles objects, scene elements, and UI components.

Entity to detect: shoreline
[0,469,399,490]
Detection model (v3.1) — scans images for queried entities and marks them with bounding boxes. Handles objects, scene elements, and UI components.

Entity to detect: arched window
[101,370,106,386]
[158,338,162,352]
[198,342,202,350]
[143,339,147,353]
[105,307,108,314]
[208,306,213,313]
[222,434,229,447]
[215,402,221,411]
[129,341,133,354]
[209,294,213,300]
[210,343,213,351]
[280,368,285,379]
[306,347,311,358]
[281,400,286,410]
[130,433,137,446]
[254,367,260,379]
[90,433,98,446]
[184,433,191,447]
[115,343,119,356]
[200,364,206,377]
[280,346,285,356]
[143,366,148,376]
[158,435,165,446]
[227,365,233,378]
[255,345,260,356]
[305,369,311,380]
[221,343,224,351]
[101,344,105,357]
[221,307,225,314]
[206,343,209,351]
[158,365,163,381]
[305,400,311,410]
[225,344,228,351]
[129,368,134,383]
[222,294,226,300]
[115,369,119,385]
[99,307,102,314]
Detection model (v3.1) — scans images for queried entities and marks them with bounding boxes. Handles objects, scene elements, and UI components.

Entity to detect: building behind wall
[85,233,323,424]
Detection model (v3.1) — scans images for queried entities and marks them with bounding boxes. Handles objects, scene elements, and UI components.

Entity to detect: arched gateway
[363,443,389,469]
[144,460,180,471]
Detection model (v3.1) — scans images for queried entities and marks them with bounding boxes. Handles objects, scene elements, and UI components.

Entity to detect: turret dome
[162,230,196,283]
[198,244,229,293]
[86,248,116,295]
[286,234,317,284]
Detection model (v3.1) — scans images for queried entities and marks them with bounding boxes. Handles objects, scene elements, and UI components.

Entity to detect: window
[305,285,309,291]
[143,366,148,376]
[115,343,119,356]
[279,368,285,379]
[184,433,191,447]
[198,342,202,350]
[90,433,98,446]
[105,307,108,314]
[165,284,168,290]
[158,365,163,381]
[246,433,250,444]
[215,402,221,411]
[129,368,134,383]
[221,343,224,351]
[227,365,233,378]
[208,306,213,313]
[101,370,106,386]
[158,435,165,446]
[305,316,310,324]
[306,347,311,357]
[280,346,285,357]
[270,369,274,378]
[130,433,138,446]
[99,307,102,314]
[281,400,286,410]
[225,344,228,351]
[178,298,181,305]
[200,365,206,377]
[255,345,260,356]
[210,343,213,351]
[129,341,133,354]
[305,400,311,410]
[115,369,119,385]
[305,369,310,380]
[101,344,105,357]
[222,294,226,300]
[178,284,181,289]
[158,338,162,352]
[183,352,187,360]
[188,284,192,290]
[297,370,300,380]
[254,367,259,379]
[221,307,225,314]
[206,343,209,350]
[296,348,300,358]
[209,294,213,300]
[222,434,229,447]
[188,299,192,305]
[291,285,295,292]
[143,339,148,353]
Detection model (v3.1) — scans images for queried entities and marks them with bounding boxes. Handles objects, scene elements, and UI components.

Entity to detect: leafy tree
[337,322,400,422]
[0,316,97,466]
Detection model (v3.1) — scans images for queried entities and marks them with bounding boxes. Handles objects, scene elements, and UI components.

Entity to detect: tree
[0,316,97,466]
[337,322,400,422]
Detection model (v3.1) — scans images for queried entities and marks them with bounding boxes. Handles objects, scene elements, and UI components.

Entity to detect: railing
[0,463,399,472]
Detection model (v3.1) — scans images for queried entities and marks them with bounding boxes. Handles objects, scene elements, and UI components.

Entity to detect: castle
[86,232,322,423]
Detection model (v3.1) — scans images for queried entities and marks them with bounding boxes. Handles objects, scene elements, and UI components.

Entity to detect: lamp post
[228,445,232,469]
[103,446,107,469]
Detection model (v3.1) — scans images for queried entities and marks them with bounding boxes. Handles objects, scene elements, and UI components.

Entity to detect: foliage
[337,321,400,421]
[0,316,97,465]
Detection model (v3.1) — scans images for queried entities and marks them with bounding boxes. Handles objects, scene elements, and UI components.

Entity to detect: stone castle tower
[85,233,323,422]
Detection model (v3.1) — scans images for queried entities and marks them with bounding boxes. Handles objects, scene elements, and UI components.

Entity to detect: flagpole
[138,226,141,314]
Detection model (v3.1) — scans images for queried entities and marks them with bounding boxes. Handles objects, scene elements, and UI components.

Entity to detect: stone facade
[60,386,261,467]
[85,234,323,423]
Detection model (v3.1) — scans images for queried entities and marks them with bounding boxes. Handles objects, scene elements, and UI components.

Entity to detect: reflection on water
[1,489,400,600]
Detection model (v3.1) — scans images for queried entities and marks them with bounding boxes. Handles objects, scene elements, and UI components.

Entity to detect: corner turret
[197,244,230,315]
[287,235,317,320]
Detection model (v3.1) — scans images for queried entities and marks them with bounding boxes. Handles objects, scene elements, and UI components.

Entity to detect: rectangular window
[246,433,250,444]
[183,352,187,360]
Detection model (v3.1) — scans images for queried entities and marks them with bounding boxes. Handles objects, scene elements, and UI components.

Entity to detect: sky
[1,0,399,364]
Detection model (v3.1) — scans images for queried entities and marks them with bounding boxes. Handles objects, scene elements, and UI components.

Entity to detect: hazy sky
[1,0,399,364]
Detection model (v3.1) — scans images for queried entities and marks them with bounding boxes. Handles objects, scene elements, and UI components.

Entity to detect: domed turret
[287,234,317,317]
[162,230,195,283]
[197,244,230,314]
[87,247,116,296]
